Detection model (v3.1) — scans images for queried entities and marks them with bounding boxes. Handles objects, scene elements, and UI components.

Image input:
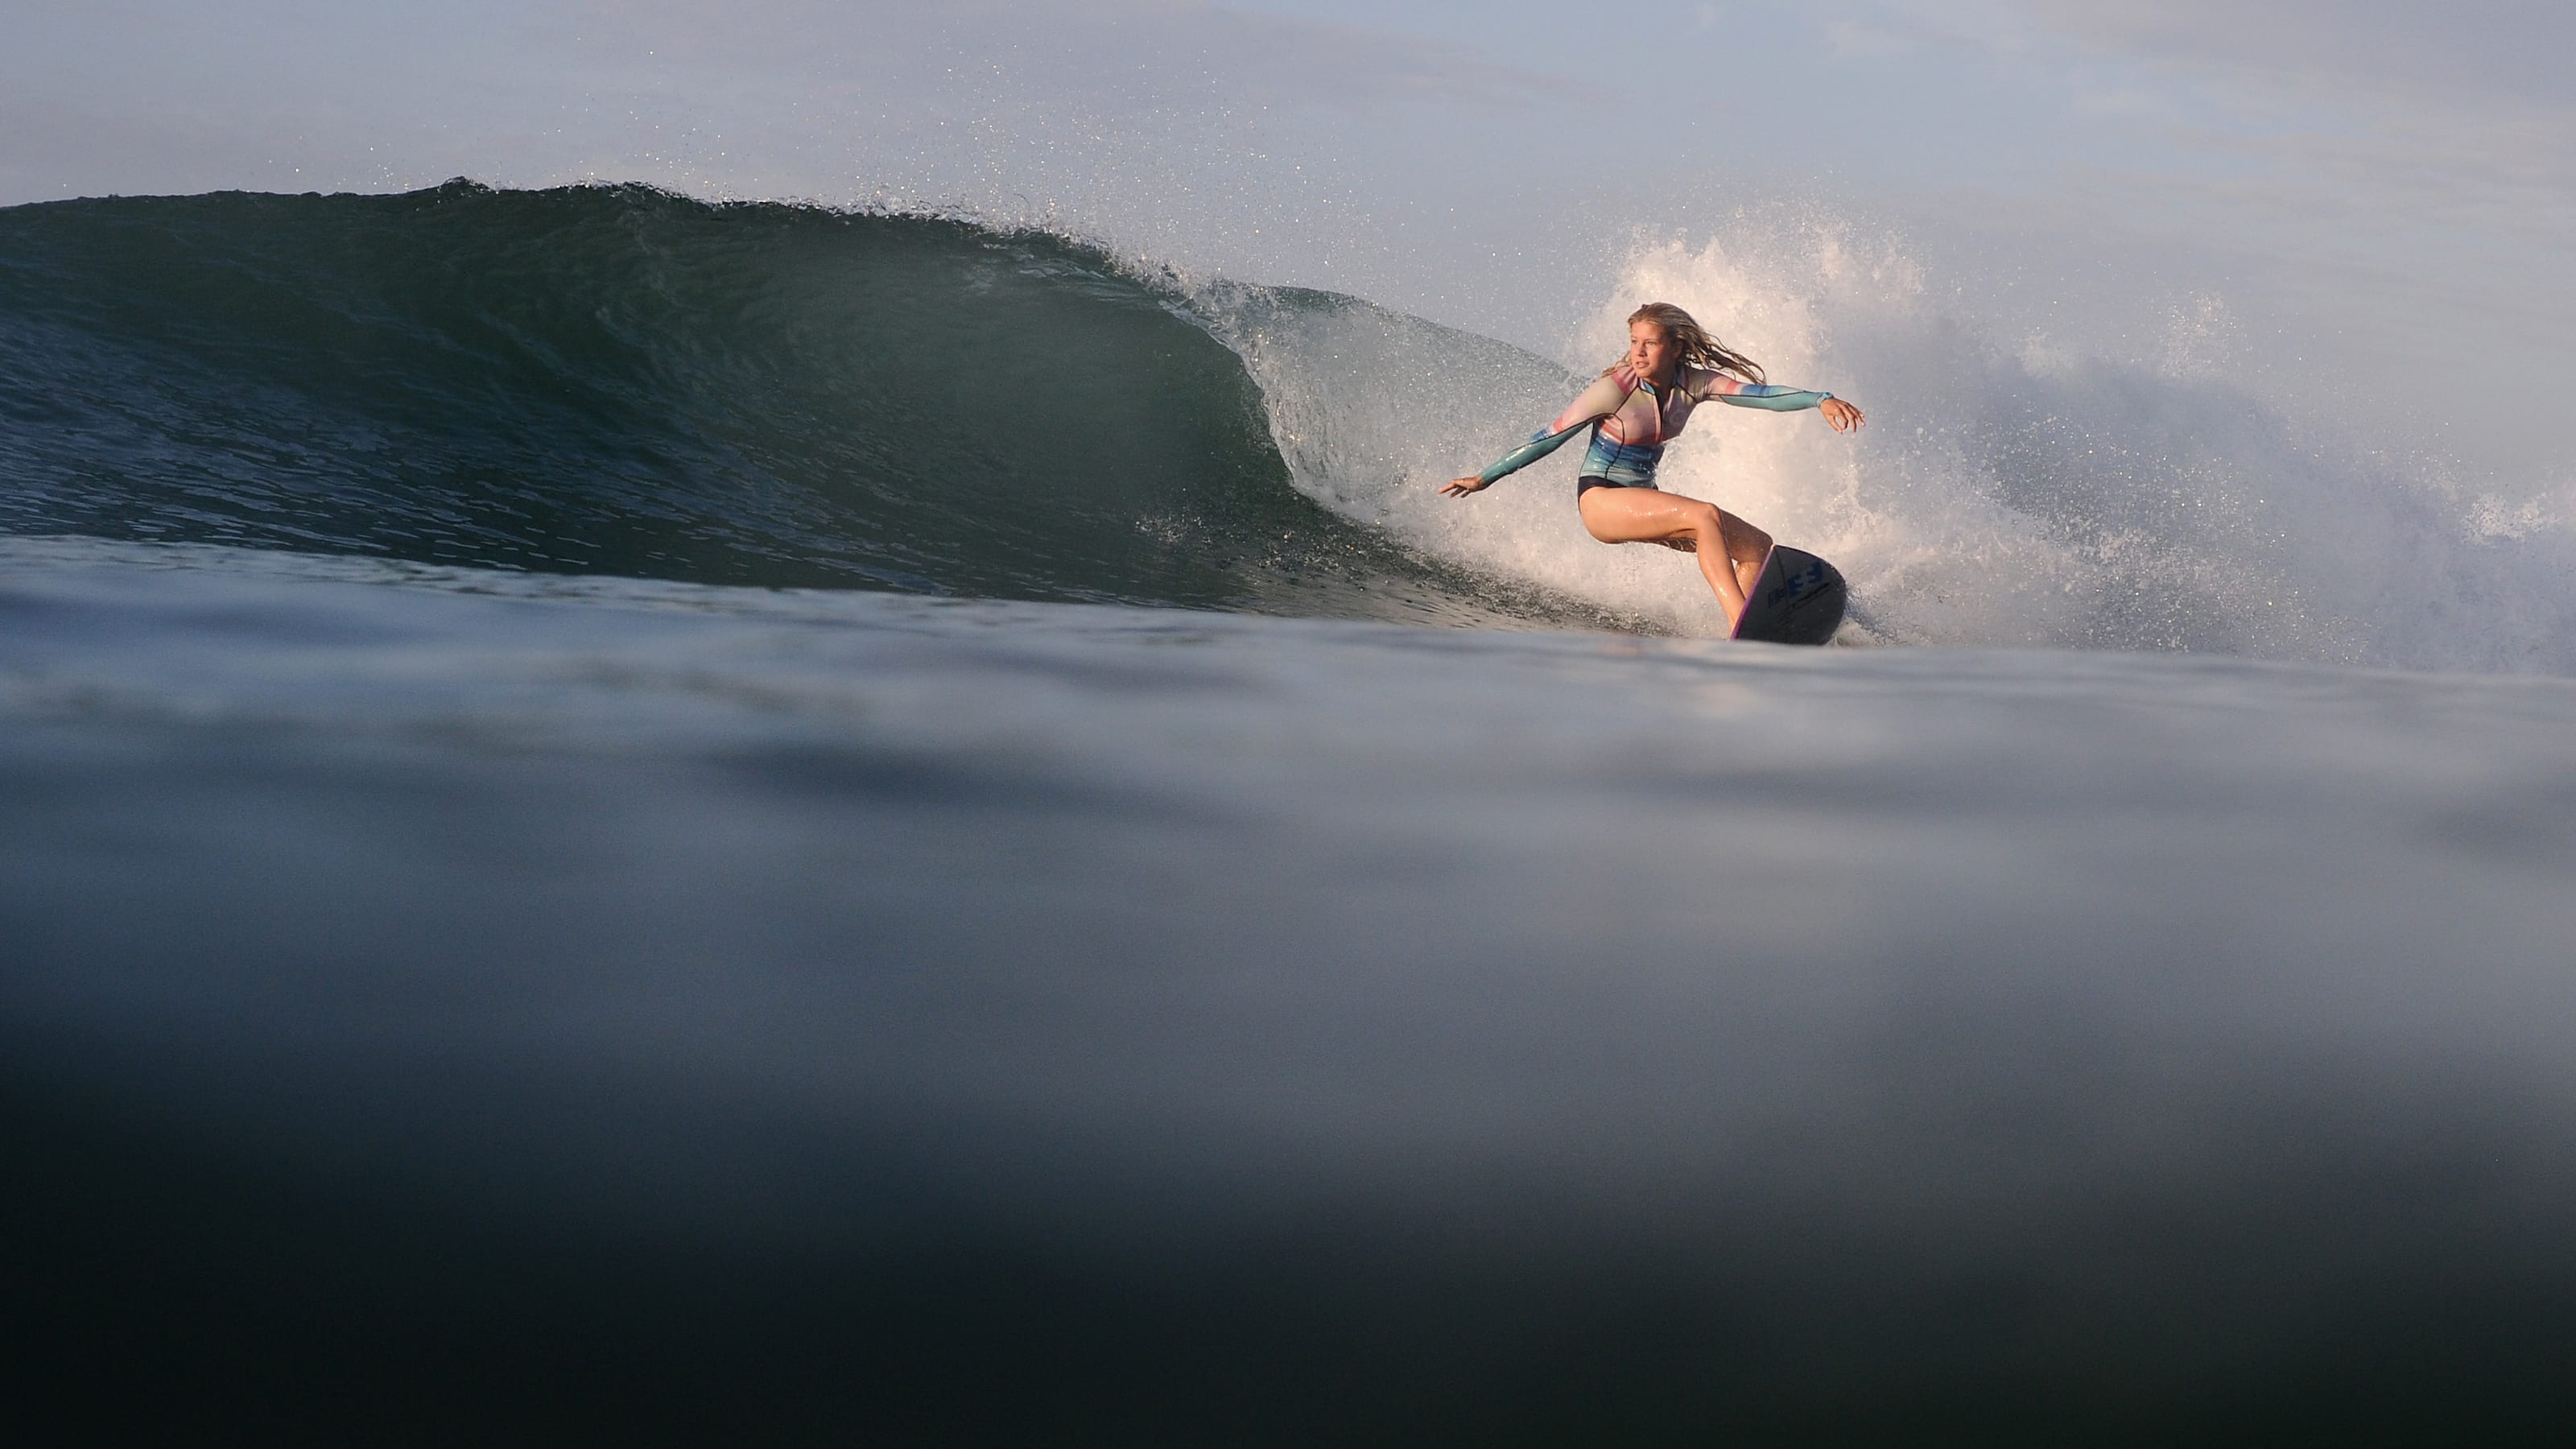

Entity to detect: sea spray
[1586,220,2576,668]
[1207,209,2576,669]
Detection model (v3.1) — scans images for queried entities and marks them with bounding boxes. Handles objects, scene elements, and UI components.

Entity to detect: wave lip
[0,181,1624,631]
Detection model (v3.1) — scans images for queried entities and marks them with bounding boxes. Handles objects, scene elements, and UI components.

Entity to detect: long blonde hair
[1606,302,1766,386]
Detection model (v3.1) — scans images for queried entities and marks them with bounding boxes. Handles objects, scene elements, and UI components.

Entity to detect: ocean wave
[10,182,2574,669]
[0,181,1629,632]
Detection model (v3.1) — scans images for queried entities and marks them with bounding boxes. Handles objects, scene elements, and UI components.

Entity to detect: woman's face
[1627,321,1678,381]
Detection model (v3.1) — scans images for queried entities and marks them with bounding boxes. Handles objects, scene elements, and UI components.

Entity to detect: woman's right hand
[1439,474,1489,497]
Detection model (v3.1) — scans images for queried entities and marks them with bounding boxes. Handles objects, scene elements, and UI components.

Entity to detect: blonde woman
[1444,303,1862,627]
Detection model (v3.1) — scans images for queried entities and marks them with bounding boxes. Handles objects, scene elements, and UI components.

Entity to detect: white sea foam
[1210,215,2576,672]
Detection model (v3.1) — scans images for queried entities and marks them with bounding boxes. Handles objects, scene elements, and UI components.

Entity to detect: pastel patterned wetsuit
[1476,363,1831,489]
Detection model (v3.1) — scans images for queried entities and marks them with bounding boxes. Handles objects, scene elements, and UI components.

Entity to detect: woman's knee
[1715,509,1769,555]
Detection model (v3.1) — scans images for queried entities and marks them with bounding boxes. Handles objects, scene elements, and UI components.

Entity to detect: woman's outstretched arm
[1695,372,1866,431]
[1441,372,1632,496]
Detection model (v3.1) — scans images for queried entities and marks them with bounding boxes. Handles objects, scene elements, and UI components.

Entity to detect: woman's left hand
[1819,397,1865,432]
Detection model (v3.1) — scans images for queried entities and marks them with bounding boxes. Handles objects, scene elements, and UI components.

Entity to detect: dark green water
[9,539,2576,1444]
[0,181,1611,627]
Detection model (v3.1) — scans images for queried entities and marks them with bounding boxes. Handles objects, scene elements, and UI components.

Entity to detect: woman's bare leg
[1653,508,1773,597]
[1709,511,1774,597]
[1577,487,1771,625]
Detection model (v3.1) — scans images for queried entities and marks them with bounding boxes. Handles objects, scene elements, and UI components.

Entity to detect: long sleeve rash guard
[1477,363,1831,487]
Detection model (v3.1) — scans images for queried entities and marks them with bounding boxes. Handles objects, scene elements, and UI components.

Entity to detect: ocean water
[7,184,2576,1443]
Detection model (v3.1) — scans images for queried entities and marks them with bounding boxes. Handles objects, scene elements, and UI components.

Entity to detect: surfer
[1443,303,1862,627]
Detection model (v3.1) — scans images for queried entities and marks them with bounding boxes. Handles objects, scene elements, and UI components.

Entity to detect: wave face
[0,183,1616,629]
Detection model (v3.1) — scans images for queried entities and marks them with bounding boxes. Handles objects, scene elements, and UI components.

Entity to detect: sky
[6,0,2570,490]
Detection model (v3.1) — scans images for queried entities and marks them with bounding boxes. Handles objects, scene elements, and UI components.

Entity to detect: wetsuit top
[1476,363,1832,488]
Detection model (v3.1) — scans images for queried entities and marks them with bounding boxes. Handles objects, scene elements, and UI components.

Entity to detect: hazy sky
[7,1,2570,486]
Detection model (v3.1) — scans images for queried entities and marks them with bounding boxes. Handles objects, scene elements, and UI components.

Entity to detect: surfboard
[1730,545,1847,646]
